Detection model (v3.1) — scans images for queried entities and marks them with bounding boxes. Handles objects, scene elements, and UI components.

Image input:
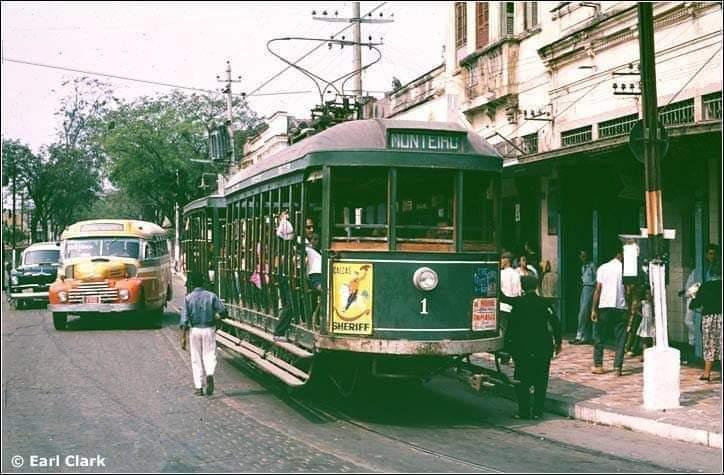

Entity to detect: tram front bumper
[316,335,504,355]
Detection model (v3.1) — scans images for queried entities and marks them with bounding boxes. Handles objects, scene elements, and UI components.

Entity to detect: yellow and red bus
[48,219,172,330]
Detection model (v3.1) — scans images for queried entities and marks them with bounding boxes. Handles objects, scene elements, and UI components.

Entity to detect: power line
[666,44,722,106]
[3,57,311,97]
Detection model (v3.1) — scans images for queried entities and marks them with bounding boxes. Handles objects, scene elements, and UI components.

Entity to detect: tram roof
[183,193,226,213]
[225,119,500,192]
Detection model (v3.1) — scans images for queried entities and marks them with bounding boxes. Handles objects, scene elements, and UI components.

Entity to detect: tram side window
[463,172,497,251]
[331,168,388,248]
[396,169,454,250]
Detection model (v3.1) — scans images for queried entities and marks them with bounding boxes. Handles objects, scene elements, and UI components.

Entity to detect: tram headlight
[413,267,439,292]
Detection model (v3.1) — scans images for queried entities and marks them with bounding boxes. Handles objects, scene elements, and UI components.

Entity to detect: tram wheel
[52,312,68,330]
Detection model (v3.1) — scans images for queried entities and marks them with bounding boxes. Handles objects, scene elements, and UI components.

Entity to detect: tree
[2,139,100,241]
[54,76,116,171]
[98,90,260,224]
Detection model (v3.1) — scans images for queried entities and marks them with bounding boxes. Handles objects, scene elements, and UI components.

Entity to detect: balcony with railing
[460,38,520,112]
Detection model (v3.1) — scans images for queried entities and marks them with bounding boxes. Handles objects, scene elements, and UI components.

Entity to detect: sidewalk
[470,340,722,449]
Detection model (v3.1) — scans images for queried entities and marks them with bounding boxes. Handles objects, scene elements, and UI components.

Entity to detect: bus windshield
[64,238,141,259]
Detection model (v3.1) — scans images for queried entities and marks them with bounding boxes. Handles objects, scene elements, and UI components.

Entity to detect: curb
[545,394,722,449]
[467,359,722,449]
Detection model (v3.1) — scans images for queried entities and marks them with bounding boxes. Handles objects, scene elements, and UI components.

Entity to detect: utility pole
[174,170,180,274]
[313,2,393,102]
[217,60,242,165]
[638,2,679,411]
[352,1,362,99]
[11,162,16,267]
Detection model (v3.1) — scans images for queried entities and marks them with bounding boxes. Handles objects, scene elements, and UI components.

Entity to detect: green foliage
[97,90,260,224]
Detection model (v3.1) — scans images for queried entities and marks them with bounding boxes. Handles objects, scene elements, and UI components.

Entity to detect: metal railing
[561,125,592,147]
[521,133,538,154]
[598,113,639,139]
[703,91,722,121]
[658,98,694,126]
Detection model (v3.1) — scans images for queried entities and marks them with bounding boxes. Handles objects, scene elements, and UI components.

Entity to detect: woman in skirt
[636,285,655,361]
[690,269,721,382]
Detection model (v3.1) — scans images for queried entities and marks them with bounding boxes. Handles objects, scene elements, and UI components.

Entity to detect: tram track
[284,371,691,474]
[217,339,698,473]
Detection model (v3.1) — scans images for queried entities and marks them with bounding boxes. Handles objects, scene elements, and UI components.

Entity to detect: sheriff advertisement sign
[330,262,373,335]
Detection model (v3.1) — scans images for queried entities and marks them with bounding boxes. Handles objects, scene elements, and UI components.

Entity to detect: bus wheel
[53,312,68,330]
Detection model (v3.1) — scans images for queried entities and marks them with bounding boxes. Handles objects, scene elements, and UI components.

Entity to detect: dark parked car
[9,242,61,309]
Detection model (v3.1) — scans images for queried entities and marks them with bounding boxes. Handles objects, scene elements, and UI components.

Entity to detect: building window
[501,2,515,37]
[658,98,694,126]
[598,113,639,139]
[476,2,489,49]
[524,2,539,30]
[467,59,479,87]
[702,91,722,121]
[561,125,592,147]
[455,2,467,49]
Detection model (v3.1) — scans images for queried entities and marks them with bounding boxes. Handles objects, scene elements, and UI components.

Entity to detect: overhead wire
[245,2,387,97]
[2,57,311,97]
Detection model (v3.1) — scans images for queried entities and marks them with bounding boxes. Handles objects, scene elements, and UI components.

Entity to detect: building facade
[380,1,722,346]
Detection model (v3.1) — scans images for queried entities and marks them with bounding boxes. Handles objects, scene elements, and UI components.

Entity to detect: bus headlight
[11,275,18,286]
[58,291,68,303]
[119,288,130,300]
[413,267,439,291]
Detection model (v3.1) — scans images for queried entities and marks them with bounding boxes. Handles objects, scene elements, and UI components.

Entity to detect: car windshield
[64,238,140,259]
[24,250,60,265]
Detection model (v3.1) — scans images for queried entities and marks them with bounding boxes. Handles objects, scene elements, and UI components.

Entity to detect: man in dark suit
[505,274,562,420]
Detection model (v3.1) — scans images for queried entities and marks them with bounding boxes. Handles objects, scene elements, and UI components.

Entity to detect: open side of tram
[182,119,504,393]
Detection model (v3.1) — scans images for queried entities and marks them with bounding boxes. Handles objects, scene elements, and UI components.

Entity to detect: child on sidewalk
[636,285,655,361]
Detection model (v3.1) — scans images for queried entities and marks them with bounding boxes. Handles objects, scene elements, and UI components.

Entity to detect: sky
[1,1,449,154]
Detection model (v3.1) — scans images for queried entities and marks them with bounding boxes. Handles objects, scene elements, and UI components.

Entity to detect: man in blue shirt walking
[180,272,227,396]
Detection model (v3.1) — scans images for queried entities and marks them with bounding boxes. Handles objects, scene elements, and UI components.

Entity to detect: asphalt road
[2,279,721,473]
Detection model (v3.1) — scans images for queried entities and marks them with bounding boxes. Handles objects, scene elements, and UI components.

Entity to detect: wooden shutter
[455,2,467,49]
[476,2,489,49]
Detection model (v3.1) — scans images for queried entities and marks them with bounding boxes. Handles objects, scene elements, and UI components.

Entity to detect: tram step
[216,329,310,382]
[216,332,306,387]
[220,318,313,359]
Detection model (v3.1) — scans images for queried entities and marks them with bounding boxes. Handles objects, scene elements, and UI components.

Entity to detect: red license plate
[84,296,100,304]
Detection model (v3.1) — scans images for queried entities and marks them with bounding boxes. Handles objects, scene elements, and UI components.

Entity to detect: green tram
[182,119,504,393]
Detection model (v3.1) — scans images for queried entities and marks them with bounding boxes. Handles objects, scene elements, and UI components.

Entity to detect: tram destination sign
[388,130,466,153]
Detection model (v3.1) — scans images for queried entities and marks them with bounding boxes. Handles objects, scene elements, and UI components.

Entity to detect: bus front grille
[68,282,119,304]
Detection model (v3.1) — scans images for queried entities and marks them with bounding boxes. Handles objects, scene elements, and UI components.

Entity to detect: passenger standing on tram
[180,272,227,396]
[272,210,296,341]
[506,275,562,420]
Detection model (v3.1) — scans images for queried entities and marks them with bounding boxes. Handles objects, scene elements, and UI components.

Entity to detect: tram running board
[216,330,308,387]
[220,318,313,359]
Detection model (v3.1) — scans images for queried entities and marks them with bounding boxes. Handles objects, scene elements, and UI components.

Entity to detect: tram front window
[331,168,388,249]
[463,172,497,251]
[397,169,454,251]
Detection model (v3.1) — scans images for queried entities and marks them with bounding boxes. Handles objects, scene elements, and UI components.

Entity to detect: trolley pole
[638,2,679,411]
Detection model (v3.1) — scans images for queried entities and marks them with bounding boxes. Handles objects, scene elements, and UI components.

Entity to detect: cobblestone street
[2,278,721,473]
